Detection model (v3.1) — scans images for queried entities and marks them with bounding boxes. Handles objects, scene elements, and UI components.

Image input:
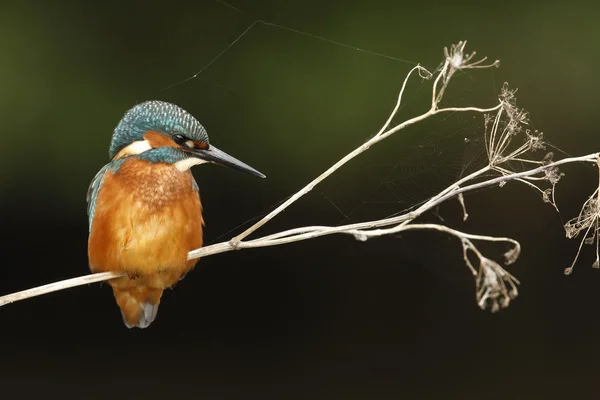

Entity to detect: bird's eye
[172,134,186,145]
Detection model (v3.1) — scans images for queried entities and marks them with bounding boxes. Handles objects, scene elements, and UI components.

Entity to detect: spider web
[317,108,490,225]
[162,1,498,241]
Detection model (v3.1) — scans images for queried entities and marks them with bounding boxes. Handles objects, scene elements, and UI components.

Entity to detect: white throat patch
[174,158,208,172]
[113,140,152,159]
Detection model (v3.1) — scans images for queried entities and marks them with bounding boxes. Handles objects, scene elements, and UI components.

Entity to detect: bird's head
[109,100,265,178]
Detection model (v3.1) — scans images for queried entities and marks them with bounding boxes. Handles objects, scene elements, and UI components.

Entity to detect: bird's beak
[189,145,266,178]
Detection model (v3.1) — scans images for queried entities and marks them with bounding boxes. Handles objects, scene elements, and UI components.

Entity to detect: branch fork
[1,41,597,314]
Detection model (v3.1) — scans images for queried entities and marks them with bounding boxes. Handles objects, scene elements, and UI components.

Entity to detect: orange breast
[88,157,204,290]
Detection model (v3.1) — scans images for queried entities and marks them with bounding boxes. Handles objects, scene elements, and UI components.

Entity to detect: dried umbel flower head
[443,41,500,71]
[476,257,519,312]
[461,239,520,313]
[483,83,539,166]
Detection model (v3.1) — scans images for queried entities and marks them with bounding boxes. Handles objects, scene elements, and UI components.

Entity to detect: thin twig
[0,272,124,307]
[0,41,595,311]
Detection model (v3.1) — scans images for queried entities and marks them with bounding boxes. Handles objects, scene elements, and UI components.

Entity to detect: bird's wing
[191,174,199,193]
[87,162,116,231]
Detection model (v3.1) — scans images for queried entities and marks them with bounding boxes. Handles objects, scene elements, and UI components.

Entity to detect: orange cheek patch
[194,141,208,150]
[144,131,178,148]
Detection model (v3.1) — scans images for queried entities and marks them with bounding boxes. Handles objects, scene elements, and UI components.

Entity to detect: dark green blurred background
[1,0,599,398]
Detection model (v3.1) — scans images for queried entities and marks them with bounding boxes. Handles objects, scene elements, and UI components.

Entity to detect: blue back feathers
[86,159,124,229]
[109,100,210,159]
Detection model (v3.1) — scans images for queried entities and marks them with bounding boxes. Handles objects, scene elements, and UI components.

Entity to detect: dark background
[1,0,599,398]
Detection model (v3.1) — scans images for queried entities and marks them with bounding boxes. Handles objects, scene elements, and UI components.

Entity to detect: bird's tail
[112,286,164,329]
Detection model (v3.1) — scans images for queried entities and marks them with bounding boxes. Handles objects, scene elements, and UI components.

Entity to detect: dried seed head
[504,244,521,265]
[475,256,520,312]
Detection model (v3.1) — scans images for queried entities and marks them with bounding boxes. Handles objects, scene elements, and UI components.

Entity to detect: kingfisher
[87,100,265,329]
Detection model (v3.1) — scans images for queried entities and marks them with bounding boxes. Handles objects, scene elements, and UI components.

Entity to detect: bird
[87,100,265,329]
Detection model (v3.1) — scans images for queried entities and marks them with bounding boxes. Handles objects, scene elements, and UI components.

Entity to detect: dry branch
[1,41,598,313]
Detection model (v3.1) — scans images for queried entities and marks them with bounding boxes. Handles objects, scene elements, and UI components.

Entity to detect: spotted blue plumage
[109,100,210,159]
